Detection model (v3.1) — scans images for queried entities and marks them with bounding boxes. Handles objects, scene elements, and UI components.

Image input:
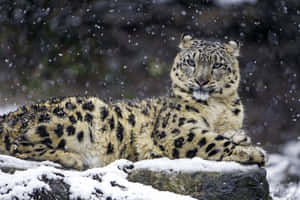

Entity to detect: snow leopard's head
[171,34,240,102]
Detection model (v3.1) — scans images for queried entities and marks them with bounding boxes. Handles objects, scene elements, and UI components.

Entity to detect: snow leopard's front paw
[223,130,252,146]
[223,145,267,166]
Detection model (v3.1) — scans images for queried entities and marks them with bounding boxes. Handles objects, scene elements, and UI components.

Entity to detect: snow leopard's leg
[188,128,265,165]
[154,126,266,166]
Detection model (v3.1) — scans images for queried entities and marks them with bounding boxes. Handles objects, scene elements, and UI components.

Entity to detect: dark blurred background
[0,0,299,152]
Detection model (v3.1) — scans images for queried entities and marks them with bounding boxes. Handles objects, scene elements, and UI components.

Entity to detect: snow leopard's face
[171,35,240,102]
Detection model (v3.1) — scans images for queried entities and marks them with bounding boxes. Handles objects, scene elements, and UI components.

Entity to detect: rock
[29,176,72,200]
[128,158,270,200]
[0,156,270,200]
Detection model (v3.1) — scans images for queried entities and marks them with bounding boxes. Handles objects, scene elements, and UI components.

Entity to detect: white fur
[193,90,210,101]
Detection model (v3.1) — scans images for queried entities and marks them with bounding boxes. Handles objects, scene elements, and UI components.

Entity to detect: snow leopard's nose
[195,79,209,86]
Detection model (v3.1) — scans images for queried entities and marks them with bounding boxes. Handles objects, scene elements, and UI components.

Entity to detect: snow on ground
[1,106,300,199]
[266,141,300,200]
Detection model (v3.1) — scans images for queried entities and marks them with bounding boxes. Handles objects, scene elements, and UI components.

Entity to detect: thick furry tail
[0,115,11,154]
[0,107,26,155]
[0,104,38,155]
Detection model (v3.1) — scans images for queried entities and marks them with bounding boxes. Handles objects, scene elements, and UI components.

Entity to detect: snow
[0,158,196,200]
[0,105,17,115]
[0,166,54,200]
[0,155,262,200]
[135,157,258,173]
[0,154,61,170]
[266,141,300,200]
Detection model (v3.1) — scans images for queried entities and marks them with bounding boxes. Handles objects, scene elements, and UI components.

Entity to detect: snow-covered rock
[130,158,269,200]
[0,156,269,200]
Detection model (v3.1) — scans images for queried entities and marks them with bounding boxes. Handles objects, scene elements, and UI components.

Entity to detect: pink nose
[196,79,208,86]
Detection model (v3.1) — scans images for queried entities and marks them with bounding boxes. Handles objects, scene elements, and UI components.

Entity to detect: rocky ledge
[0,156,269,200]
[129,158,270,200]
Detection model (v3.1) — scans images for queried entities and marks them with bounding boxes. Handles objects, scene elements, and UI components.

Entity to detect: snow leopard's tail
[0,107,26,155]
[0,114,11,154]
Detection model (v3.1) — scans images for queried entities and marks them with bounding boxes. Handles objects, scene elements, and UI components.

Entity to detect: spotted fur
[0,35,266,170]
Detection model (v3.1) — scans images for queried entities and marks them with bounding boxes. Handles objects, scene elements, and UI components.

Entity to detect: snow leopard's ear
[225,40,240,57]
[179,34,193,49]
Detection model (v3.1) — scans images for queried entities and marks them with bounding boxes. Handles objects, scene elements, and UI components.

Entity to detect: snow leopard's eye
[187,59,196,67]
[212,63,223,69]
